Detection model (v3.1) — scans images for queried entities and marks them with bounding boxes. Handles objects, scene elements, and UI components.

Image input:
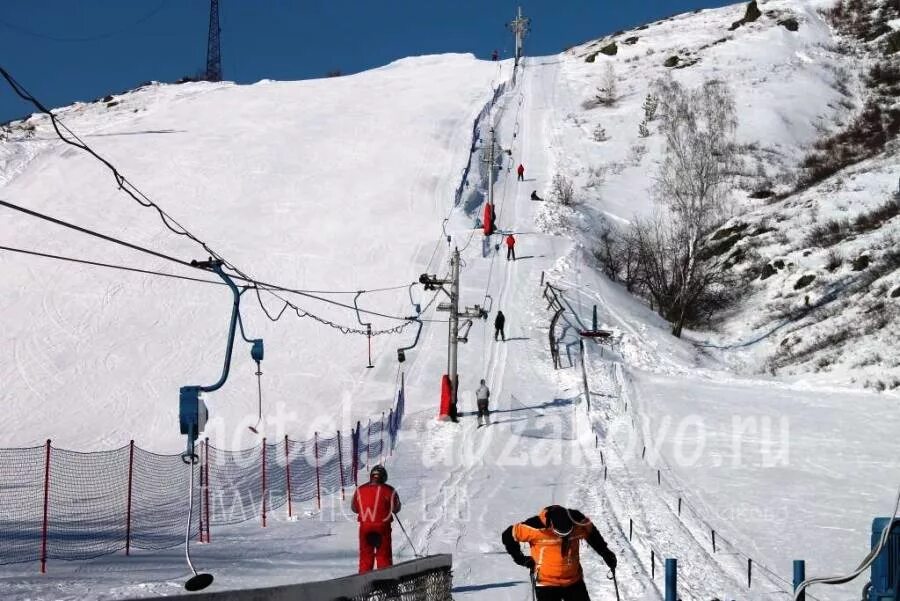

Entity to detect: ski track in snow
[2,16,899,597]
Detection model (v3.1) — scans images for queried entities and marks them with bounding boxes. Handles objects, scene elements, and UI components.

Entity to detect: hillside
[0,1,898,600]
[537,0,900,389]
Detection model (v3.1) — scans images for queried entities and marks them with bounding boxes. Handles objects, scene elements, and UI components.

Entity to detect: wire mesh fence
[0,380,406,571]
[139,554,453,601]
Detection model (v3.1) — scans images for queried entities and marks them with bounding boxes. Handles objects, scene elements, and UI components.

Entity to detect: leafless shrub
[551,174,576,206]
[595,63,618,107]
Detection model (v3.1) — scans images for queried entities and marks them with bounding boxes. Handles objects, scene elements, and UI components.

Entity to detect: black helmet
[546,505,574,537]
[370,465,388,483]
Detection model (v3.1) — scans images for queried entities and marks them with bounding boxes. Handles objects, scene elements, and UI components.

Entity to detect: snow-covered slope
[0,54,500,452]
[534,0,900,388]
[1,1,898,600]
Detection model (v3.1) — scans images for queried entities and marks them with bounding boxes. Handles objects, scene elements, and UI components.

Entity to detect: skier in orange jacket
[502,505,617,600]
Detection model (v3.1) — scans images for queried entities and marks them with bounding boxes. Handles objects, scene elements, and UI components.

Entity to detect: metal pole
[448,248,460,420]
[665,558,677,601]
[125,440,134,555]
[794,560,806,601]
[261,438,267,527]
[394,514,420,557]
[41,439,51,574]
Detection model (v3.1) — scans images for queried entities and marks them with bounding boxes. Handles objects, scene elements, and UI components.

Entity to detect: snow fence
[0,380,406,572]
[133,554,453,601]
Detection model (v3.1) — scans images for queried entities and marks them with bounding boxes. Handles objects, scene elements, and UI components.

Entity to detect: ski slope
[2,2,899,599]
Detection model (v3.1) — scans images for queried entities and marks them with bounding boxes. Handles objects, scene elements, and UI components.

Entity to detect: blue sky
[1,0,731,123]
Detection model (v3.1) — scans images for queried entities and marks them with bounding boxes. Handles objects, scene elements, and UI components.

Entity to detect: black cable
[0,198,417,327]
[0,1,169,43]
[0,198,195,268]
[0,245,222,286]
[0,66,424,320]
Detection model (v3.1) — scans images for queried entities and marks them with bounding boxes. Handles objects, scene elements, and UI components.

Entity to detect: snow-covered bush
[551,174,576,206]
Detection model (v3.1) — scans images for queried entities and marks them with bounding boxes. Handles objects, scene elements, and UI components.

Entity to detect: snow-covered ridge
[538,0,899,389]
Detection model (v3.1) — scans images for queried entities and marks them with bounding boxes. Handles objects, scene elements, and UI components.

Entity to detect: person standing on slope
[494,310,506,342]
[506,233,516,261]
[517,163,525,181]
[351,465,401,574]
[475,379,491,427]
[502,505,617,601]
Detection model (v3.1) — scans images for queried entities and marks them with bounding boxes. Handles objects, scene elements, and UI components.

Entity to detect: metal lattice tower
[205,0,222,82]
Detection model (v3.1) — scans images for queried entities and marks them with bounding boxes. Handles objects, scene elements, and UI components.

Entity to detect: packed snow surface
[1,1,898,599]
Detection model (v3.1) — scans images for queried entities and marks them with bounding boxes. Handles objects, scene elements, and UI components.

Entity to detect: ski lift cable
[0,67,425,301]
[0,198,419,329]
[0,244,223,286]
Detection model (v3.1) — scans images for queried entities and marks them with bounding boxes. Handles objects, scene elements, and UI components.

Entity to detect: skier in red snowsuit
[517,163,525,181]
[351,465,401,573]
[506,233,516,261]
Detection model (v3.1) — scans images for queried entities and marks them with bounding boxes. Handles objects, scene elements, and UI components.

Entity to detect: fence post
[604,466,608,481]
[651,549,656,578]
[794,560,806,601]
[641,446,646,460]
[748,558,753,588]
[366,419,371,471]
[352,422,360,486]
[261,438,267,527]
[388,409,394,456]
[41,439,51,574]
[678,497,682,516]
[629,518,633,541]
[125,440,134,555]
[203,438,210,543]
[380,412,386,462]
[665,558,677,601]
[284,435,293,519]
[657,470,661,486]
[314,432,322,510]
[337,430,346,500]
[712,529,717,553]
[579,339,590,411]
[198,442,205,543]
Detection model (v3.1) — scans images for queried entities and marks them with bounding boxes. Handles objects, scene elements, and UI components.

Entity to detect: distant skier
[502,505,618,601]
[351,465,401,574]
[475,379,491,427]
[492,49,500,61]
[506,233,516,261]
[494,310,506,342]
[517,163,525,181]
[531,190,543,201]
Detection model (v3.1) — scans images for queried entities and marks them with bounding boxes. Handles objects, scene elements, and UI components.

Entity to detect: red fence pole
[40,439,51,574]
[261,438,267,528]
[284,435,293,519]
[198,443,205,543]
[203,438,210,543]
[336,430,346,500]
[125,440,134,555]
[380,412,386,462]
[314,433,322,510]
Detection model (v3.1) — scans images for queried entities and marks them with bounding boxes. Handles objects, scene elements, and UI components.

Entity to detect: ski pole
[530,569,537,601]
[608,570,621,601]
[394,514,421,557]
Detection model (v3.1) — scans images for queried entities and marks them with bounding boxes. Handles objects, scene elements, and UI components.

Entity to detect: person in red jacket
[351,465,401,573]
[506,233,516,261]
[517,163,525,181]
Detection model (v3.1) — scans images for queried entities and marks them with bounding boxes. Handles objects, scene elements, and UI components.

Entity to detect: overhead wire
[0,198,418,329]
[0,244,222,287]
[0,66,420,334]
